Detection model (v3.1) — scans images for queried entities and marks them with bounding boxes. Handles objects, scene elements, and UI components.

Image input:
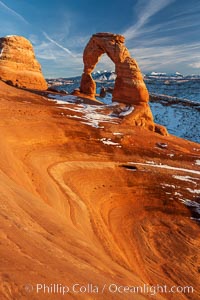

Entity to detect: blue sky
[1,0,200,77]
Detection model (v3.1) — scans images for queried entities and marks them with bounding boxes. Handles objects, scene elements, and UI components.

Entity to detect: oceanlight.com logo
[24,283,194,296]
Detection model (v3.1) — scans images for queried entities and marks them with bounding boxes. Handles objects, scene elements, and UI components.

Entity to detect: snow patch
[81,121,104,129]
[108,73,117,80]
[99,75,107,81]
[6,35,17,38]
[82,109,118,128]
[57,106,83,112]
[162,184,176,189]
[191,217,200,221]
[0,46,3,58]
[174,192,182,197]
[167,154,175,158]
[195,160,200,166]
[186,188,200,194]
[66,115,82,120]
[48,94,78,103]
[180,199,200,214]
[151,72,167,76]
[173,175,199,184]
[129,161,200,175]
[48,94,119,128]
[100,138,121,146]
[119,106,134,117]
[146,161,157,165]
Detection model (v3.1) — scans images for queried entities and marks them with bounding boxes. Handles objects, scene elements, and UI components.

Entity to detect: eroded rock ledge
[78,32,168,135]
[0,35,47,90]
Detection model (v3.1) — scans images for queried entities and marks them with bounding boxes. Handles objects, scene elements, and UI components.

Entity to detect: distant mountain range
[47,70,200,87]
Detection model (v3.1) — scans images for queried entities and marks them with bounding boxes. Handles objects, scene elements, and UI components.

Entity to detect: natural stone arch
[79,32,168,136]
[80,32,149,105]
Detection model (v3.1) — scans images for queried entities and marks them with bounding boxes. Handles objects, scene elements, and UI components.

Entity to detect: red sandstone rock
[79,33,167,135]
[0,81,200,300]
[0,35,47,90]
[80,32,149,104]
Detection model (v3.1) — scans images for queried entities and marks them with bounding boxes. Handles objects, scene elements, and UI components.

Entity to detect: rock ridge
[0,35,47,90]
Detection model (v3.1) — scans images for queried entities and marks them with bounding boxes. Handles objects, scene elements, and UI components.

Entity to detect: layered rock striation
[0,80,200,300]
[79,32,167,135]
[0,35,47,90]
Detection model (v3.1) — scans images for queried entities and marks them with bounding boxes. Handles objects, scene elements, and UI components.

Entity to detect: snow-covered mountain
[92,70,117,81]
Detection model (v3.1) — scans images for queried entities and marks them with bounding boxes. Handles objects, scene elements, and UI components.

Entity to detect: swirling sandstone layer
[0,81,200,300]
[0,35,47,90]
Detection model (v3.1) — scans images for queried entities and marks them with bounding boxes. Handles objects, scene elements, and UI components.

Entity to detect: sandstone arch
[80,32,149,105]
[79,33,168,135]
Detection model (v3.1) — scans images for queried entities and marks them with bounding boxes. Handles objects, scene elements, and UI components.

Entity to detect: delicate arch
[80,32,149,105]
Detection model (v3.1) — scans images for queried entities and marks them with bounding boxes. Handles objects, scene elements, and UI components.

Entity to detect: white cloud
[34,41,57,60]
[129,42,200,73]
[189,62,200,69]
[123,0,175,40]
[43,31,75,57]
[32,35,84,77]
[0,0,29,24]
[118,1,200,74]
